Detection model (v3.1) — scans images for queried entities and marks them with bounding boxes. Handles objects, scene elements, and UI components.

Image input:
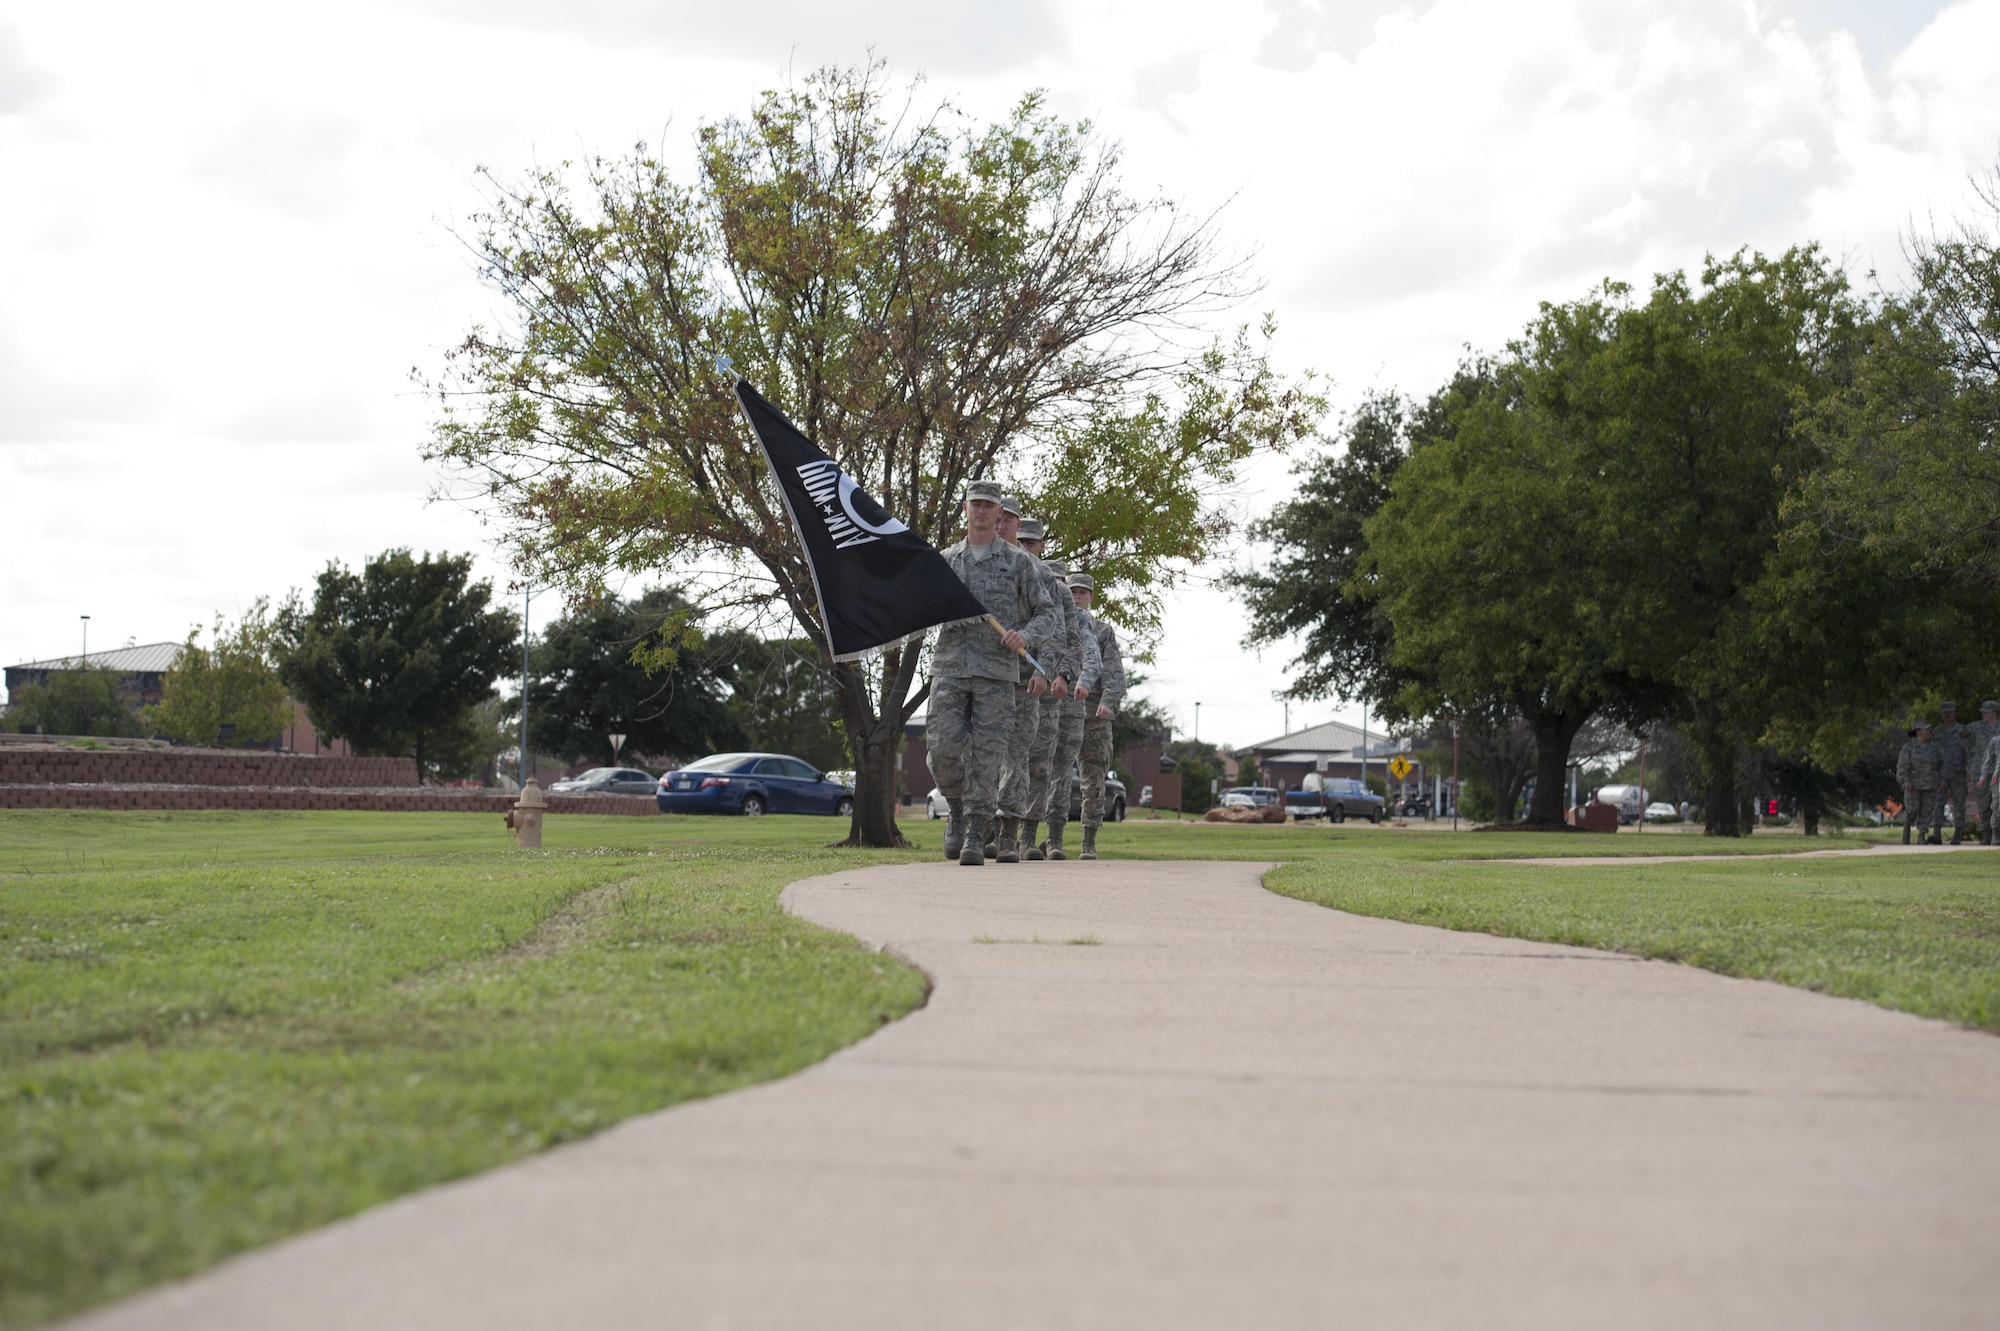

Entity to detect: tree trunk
[1694,706,1741,837]
[1522,703,1592,826]
[827,655,919,849]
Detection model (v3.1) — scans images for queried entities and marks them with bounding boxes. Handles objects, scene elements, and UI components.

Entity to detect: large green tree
[524,588,743,767]
[422,62,1319,846]
[1800,162,2000,581]
[147,601,291,748]
[274,549,520,778]
[719,635,850,773]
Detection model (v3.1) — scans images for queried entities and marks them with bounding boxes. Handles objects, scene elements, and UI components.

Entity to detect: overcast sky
[4,0,1997,751]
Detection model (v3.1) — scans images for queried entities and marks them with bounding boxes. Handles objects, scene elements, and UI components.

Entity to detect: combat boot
[1927,828,1945,846]
[1023,820,1044,861]
[1045,818,1067,861]
[996,818,1021,864]
[1984,826,1993,846]
[1952,826,1966,845]
[1903,822,1912,846]
[960,815,988,866]
[1079,825,1098,860]
[942,803,965,861]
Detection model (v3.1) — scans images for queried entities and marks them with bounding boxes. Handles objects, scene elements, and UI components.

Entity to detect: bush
[7,669,140,738]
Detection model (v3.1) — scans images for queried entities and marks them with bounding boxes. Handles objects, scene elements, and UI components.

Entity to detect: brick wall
[0,749,418,789]
[0,785,658,815]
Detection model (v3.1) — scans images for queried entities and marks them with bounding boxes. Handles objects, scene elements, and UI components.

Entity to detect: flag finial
[715,354,735,377]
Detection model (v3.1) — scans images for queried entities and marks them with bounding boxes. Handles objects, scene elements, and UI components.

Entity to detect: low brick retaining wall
[0,749,419,788]
[0,784,659,814]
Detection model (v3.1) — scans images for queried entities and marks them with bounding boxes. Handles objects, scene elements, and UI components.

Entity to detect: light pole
[1194,701,1201,745]
[79,615,90,665]
[519,584,533,786]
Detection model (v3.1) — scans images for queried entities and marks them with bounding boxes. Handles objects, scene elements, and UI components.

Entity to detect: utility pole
[1452,720,1460,832]
[519,584,533,786]
[79,615,90,665]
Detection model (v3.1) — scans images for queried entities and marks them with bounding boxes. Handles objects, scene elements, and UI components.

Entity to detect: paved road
[74,860,2000,1329]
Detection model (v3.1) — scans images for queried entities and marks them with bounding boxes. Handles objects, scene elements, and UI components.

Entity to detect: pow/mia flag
[732,377,987,662]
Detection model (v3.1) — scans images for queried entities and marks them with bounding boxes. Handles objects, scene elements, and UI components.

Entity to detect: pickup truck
[1285,778,1386,824]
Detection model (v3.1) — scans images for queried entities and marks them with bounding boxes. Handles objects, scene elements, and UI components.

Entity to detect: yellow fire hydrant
[510,778,547,849]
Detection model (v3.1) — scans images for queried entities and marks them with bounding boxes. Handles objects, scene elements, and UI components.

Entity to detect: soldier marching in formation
[1973,701,2000,845]
[926,480,1058,867]
[1932,702,1973,844]
[926,480,1122,865]
[1896,720,1945,845]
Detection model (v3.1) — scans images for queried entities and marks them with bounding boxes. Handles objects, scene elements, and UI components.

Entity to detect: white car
[927,786,950,818]
[1643,802,1680,821]
[1219,791,1257,809]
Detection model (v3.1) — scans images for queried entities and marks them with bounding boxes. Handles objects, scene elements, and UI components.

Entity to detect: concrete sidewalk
[74,861,2000,1329]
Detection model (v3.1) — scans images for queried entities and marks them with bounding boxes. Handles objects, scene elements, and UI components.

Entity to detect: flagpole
[983,614,1052,680]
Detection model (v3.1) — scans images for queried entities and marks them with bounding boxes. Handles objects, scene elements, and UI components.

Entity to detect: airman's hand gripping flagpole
[717,356,1051,677]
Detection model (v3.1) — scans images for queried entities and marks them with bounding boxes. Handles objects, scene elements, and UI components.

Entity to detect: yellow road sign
[1388,755,1413,781]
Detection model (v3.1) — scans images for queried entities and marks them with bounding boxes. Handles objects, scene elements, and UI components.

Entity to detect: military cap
[1983,700,1999,712]
[965,478,1003,504]
[1915,719,1933,730]
[1066,572,1096,591]
[1942,700,1959,711]
[1000,494,1024,517]
[1017,517,1046,540]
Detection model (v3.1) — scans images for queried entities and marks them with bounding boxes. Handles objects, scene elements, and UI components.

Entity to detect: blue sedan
[656,752,857,818]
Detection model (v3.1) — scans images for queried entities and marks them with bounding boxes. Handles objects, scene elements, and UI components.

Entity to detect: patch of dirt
[501,882,628,960]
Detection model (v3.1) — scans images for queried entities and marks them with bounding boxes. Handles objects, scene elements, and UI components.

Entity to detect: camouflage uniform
[1933,708,1971,842]
[1015,545,1093,859]
[1896,730,1945,843]
[1075,587,1127,839]
[926,531,1057,857]
[996,544,1070,825]
[1971,703,2000,843]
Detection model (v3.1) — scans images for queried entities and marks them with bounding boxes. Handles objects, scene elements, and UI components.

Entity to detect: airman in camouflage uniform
[1039,582,1097,862]
[1971,701,2000,844]
[1896,720,1944,846]
[1068,573,1126,861]
[1933,702,1973,844]
[927,479,1058,866]
[989,498,1071,863]
[1018,529,1099,860]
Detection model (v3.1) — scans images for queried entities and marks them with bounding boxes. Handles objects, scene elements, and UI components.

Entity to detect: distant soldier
[1067,573,1126,860]
[927,480,1058,866]
[1039,566,1099,861]
[1016,521,1094,861]
[1972,701,2000,844]
[1933,701,1972,844]
[1896,720,1944,846]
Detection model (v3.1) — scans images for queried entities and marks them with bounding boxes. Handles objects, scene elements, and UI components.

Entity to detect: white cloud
[0,21,52,116]
[189,107,363,218]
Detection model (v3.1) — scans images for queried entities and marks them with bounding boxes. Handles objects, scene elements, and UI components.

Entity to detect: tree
[1162,738,1219,813]
[1358,322,1650,825]
[1235,379,1485,711]
[274,549,520,778]
[1800,161,2000,583]
[7,668,138,738]
[423,62,1320,846]
[525,588,742,767]
[147,601,291,748]
[1560,251,1865,833]
[720,636,850,772]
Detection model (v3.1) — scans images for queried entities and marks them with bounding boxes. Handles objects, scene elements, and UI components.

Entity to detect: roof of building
[1240,719,1366,757]
[6,642,185,674]
[1241,719,1415,761]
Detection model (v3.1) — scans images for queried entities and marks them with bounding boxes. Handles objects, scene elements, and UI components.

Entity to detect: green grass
[0,811,928,1329]
[1258,842,2000,1033]
[1,807,1984,1327]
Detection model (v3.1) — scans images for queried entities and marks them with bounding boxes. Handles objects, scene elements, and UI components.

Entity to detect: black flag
[733,378,987,662]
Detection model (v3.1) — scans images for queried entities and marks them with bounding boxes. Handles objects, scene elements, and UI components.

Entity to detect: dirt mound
[1203,805,1288,824]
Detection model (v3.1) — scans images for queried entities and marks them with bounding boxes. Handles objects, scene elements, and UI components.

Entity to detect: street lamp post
[519,585,533,786]
[80,615,90,665]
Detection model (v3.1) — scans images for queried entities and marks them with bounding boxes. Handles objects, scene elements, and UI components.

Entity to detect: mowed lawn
[1,811,929,1329]
[5,809,1996,1327]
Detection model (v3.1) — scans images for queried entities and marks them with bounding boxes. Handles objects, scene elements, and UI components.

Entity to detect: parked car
[1219,790,1256,809]
[1139,784,1154,808]
[1286,777,1386,824]
[1219,785,1282,808]
[927,786,950,818]
[1643,801,1680,822]
[549,767,657,796]
[1400,797,1432,818]
[656,752,856,817]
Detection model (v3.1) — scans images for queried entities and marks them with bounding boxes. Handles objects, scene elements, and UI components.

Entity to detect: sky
[4,0,1998,752]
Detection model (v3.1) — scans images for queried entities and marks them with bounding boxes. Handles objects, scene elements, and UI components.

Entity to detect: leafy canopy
[146,601,291,748]
[274,549,519,777]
